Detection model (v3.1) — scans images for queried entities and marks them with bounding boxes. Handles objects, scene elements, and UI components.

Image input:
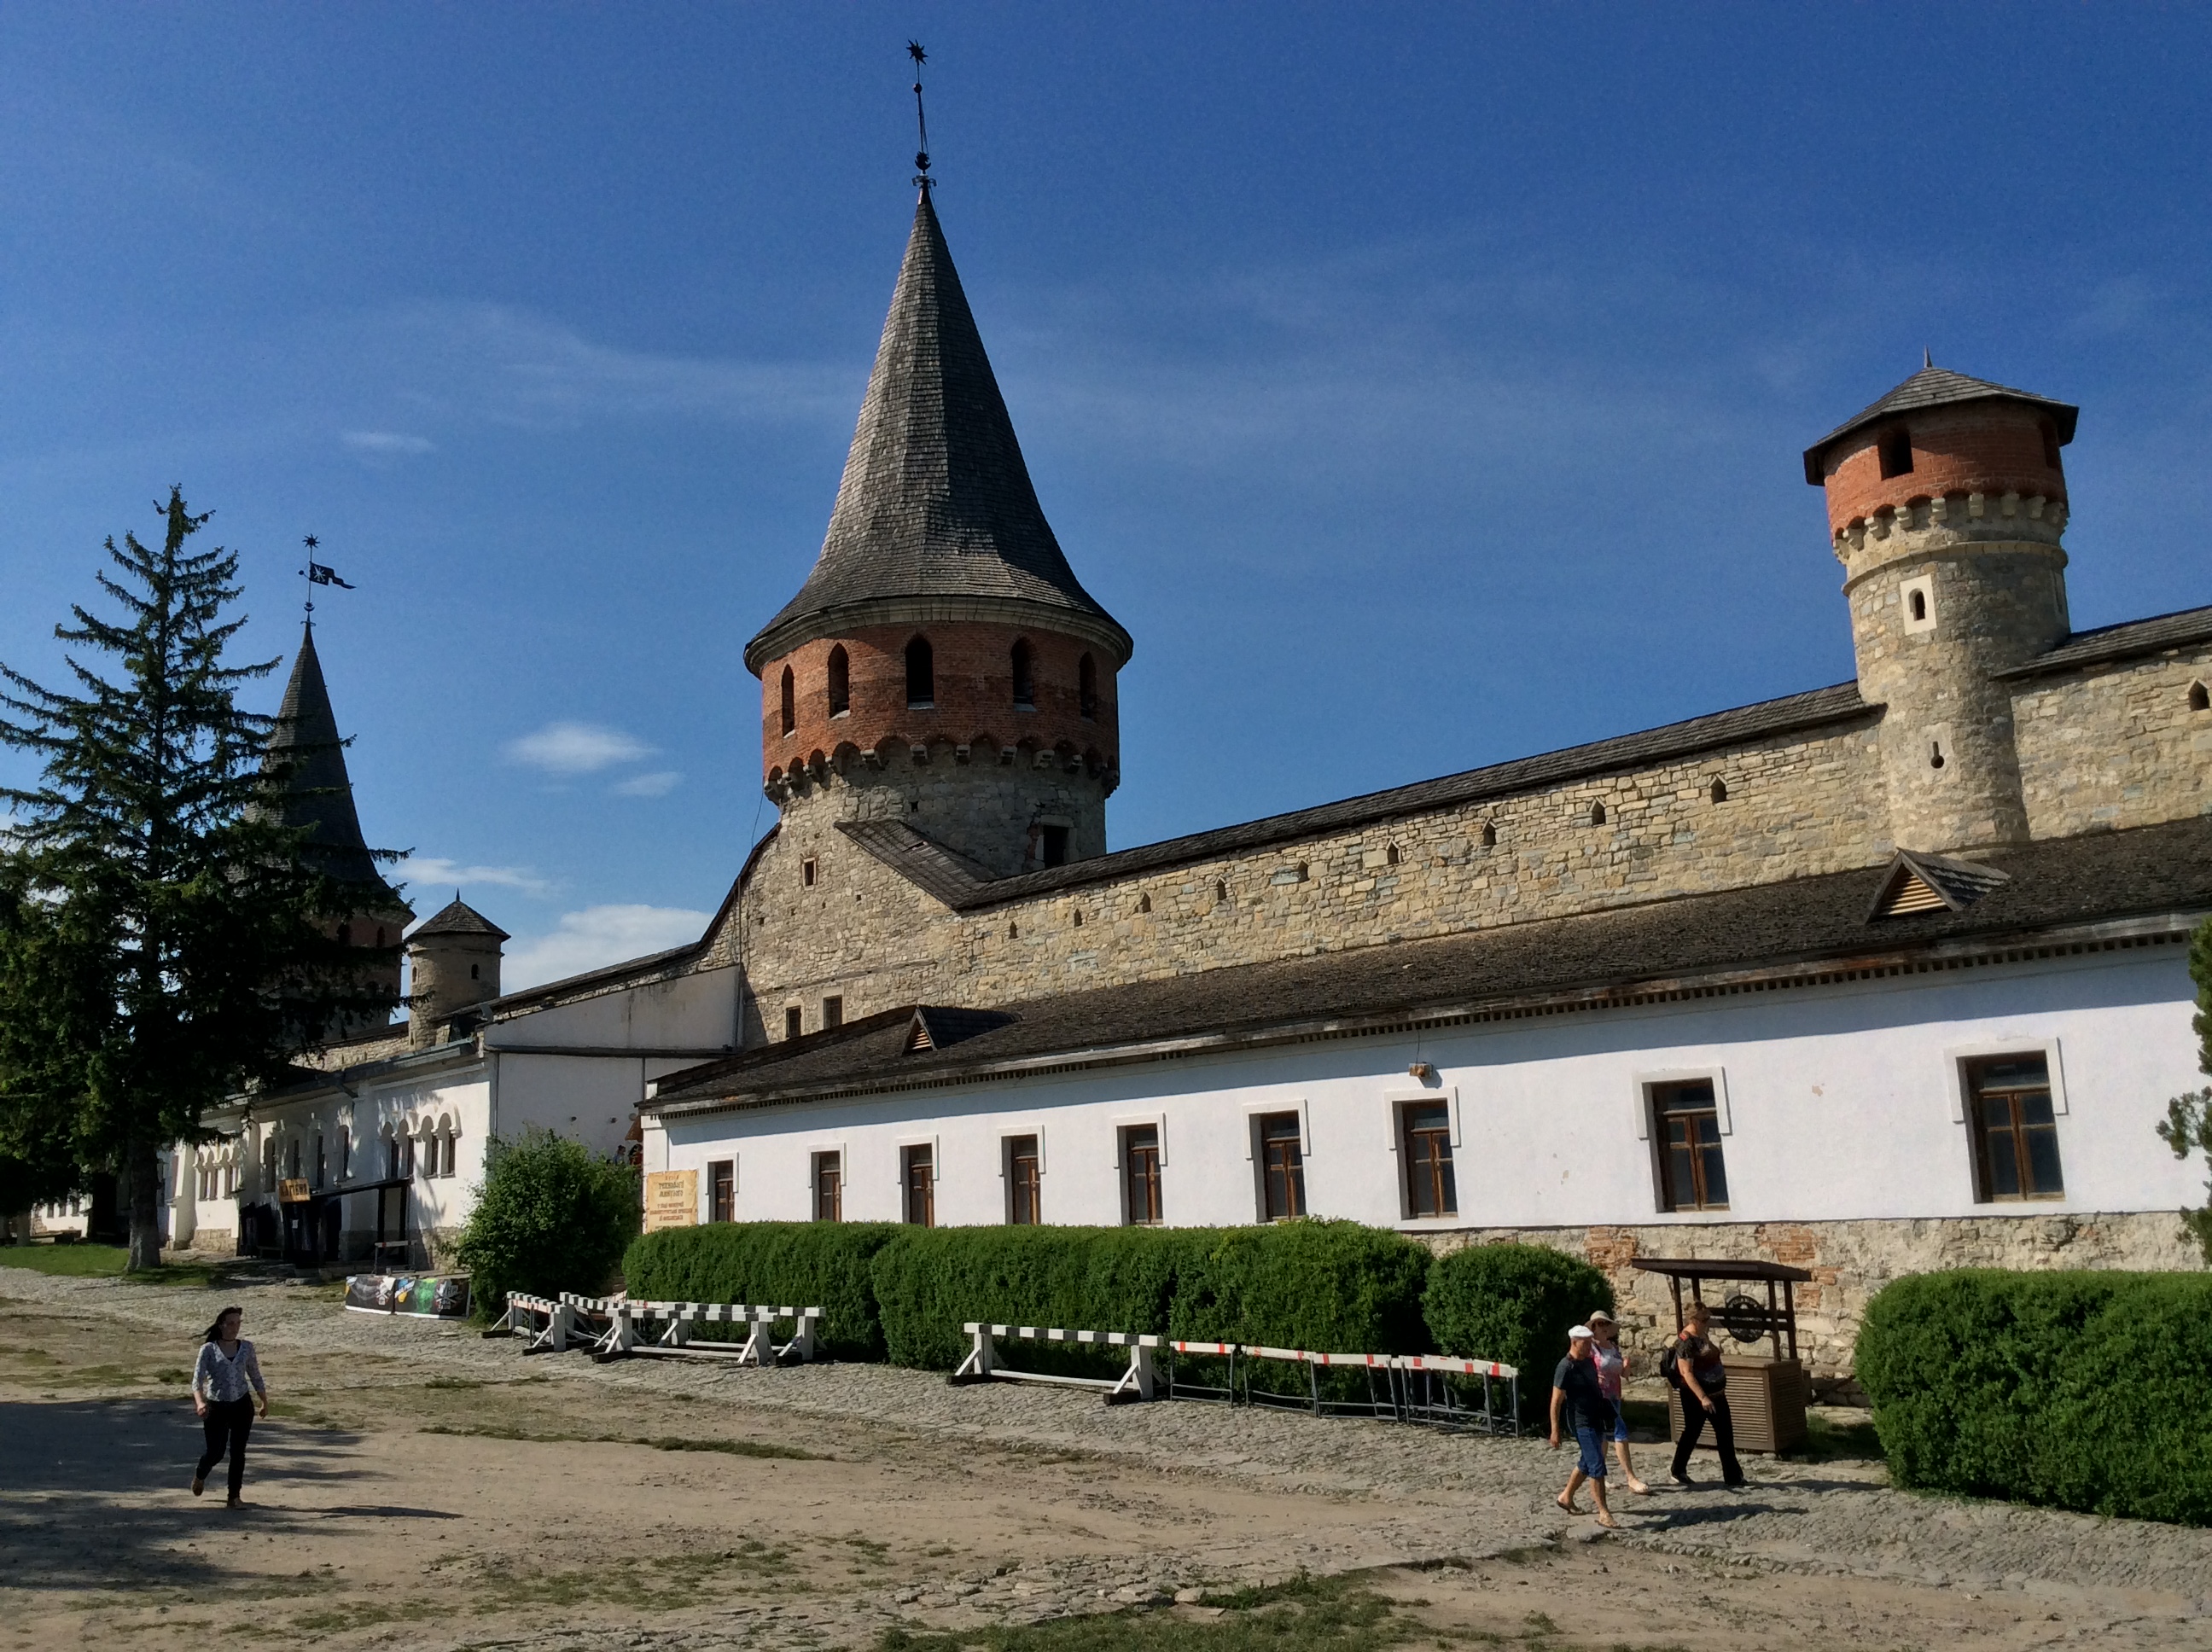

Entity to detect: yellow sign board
[642,1169,698,1233]
[277,1178,312,1204]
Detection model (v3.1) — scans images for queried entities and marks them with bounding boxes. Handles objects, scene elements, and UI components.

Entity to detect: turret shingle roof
[409,898,509,943]
[265,622,400,902]
[1802,364,2078,483]
[745,192,1129,672]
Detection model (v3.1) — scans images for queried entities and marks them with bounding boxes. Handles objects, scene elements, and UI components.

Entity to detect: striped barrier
[589,1300,822,1367]
[1394,1352,1521,1435]
[950,1323,1161,1404]
[1235,1346,1400,1421]
[483,1291,576,1354]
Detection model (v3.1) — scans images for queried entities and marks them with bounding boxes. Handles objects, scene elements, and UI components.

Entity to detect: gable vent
[1879,870,1949,915]
[905,1005,1018,1055]
[1869,849,2011,921]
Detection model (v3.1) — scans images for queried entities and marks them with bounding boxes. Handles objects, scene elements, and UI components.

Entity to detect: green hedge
[1856,1269,2212,1525]
[1422,1242,1614,1415]
[620,1221,900,1361]
[1167,1220,1434,1355]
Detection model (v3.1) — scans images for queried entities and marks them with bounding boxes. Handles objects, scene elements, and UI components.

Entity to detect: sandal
[1554,1492,1580,1514]
[1626,1479,1653,1496]
[1594,1513,1621,1530]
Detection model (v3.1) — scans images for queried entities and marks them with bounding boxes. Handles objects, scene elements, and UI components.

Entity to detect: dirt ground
[3,1266,2209,1652]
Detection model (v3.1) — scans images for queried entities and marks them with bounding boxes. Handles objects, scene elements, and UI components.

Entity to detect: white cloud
[611,769,682,798]
[502,905,712,991]
[341,429,434,455]
[504,721,654,776]
[398,856,555,899]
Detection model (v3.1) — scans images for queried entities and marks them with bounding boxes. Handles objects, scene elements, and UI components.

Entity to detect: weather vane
[908,40,932,191]
[298,533,355,620]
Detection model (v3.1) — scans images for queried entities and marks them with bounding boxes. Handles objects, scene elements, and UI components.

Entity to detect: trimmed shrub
[1856,1269,2212,1525]
[1170,1220,1433,1355]
[455,1128,638,1320]
[1421,1242,1614,1416]
[870,1225,1202,1373]
[621,1220,899,1360]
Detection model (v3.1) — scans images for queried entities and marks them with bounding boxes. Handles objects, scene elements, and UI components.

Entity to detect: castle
[169,186,2211,1386]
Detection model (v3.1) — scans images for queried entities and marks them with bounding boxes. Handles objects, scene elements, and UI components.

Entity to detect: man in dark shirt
[1548,1324,1620,1527]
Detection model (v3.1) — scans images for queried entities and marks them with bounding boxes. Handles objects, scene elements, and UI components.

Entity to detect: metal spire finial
[908,41,932,191]
[1924,346,1933,369]
[298,532,356,622]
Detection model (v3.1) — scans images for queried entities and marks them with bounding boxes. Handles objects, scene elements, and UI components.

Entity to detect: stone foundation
[1419,1210,2203,1402]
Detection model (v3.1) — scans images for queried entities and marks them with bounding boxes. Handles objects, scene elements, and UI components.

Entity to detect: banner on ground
[345,1272,471,1319]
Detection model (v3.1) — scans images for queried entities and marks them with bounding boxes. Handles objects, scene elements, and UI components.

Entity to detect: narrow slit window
[1967,1055,2064,1201]
[1039,824,1069,867]
[826,646,849,717]
[1481,821,1497,847]
[812,1151,843,1222]
[1400,1102,1456,1219]
[1006,1135,1041,1224]
[779,666,795,736]
[901,1144,934,1227]
[1078,654,1098,720]
[708,1160,735,1224]
[905,636,934,707]
[1909,589,1928,622]
[1710,777,1728,804]
[1652,1079,1729,1212]
[1121,1125,1163,1226]
[1930,739,1947,770]
[1877,427,1914,479]
[1010,640,1034,707]
[784,1005,803,1040]
[801,857,818,887]
[1137,893,1152,914]
[1590,800,1608,826]
[1257,1112,1306,1222]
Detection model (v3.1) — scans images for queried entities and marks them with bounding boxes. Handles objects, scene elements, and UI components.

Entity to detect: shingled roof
[265,621,399,901]
[1802,364,2079,483]
[1994,602,2212,681]
[409,898,509,943]
[745,192,1130,673]
[651,812,2212,1116]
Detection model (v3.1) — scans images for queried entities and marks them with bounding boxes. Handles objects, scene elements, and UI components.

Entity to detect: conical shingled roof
[265,622,395,898]
[745,192,1130,673]
[1802,364,2078,483]
[409,897,509,943]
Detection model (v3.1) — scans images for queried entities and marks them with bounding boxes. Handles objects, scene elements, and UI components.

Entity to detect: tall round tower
[1804,363,2078,851]
[744,190,1132,877]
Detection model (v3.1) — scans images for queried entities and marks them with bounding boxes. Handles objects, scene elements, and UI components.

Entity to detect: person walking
[1586,1310,1651,1495]
[1547,1324,1620,1528]
[1667,1300,1745,1489]
[191,1305,268,1508]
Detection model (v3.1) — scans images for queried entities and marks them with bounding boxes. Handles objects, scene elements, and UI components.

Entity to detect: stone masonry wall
[1424,1210,2203,1401]
[2014,643,2212,839]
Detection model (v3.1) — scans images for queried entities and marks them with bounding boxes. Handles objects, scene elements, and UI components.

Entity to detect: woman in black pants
[191,1305,268,1507]
[1668,1300,1745,1489]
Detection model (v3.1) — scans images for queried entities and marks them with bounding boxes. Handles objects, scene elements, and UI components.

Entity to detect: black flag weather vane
[909,40,932,190]
[299,533,354,619]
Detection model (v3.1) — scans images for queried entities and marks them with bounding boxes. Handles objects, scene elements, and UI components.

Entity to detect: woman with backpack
[1665,1300,1745,1489]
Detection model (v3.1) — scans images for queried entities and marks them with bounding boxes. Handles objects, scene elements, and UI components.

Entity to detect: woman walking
[191,1305,268,1508]
[1668,1300,1745,1490]
[1586,1310,1650,1495]
[1547,1325,1620,1528]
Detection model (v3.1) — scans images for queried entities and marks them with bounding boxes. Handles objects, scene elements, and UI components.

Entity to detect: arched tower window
[779,666,795,735]
[826,647,849,717]
[2191,682,2209,713]
[1010,640,1034,707]
[1590,800,1608,826]
[1078,654,1098,720]
[905,637,934,708]
[1481,821,1497,847]
[1710,777,1728,803]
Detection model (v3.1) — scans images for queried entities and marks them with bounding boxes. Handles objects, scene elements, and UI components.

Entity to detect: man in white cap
[1548,1324,1620,1528]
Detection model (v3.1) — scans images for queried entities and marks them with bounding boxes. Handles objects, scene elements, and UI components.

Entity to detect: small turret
[405,899,507,1050]
[1805,364,2078,851]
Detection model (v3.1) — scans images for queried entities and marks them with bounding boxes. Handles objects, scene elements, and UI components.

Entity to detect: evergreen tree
[0,489,393,1268]
[2157,916,2212,1264]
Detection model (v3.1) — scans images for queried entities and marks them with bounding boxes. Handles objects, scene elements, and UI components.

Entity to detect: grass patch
[419,1423,819,1459]
[885,1575,1421,1651]
[1780,1409,1884,1463]
[0,1243,128,1277]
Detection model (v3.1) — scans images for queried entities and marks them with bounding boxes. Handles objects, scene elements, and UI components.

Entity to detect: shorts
[1610,1413,1631,1444]
[1573,1422,1607,1479]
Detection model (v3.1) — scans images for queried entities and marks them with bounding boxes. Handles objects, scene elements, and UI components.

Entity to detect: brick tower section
[1807,366,2076,852]
[746,189,1132,881]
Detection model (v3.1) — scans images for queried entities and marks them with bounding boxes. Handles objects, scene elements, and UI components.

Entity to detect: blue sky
[2,5,2206,988]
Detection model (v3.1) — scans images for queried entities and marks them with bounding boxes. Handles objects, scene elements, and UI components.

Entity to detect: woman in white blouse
[191,1306,268,1507]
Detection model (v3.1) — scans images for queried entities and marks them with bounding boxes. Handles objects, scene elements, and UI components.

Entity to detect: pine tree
[0,488,393,1268]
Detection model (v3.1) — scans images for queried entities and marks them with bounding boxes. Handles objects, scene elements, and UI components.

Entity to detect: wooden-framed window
[902,1144,934,1227]
[1400,1102,1456,1219]
[1006,1134,1041,1224]
[1257,1112,1306,1221]
[812,1151,842,1222]
[1121,1125,1162,1226]
[822,996,844,1031]
[707,1159,736,1223]
[1652,1079,1729,1211]
[440,1133,456,1178]
[1967,1054,2064,1201]
[785,1005,803,1040]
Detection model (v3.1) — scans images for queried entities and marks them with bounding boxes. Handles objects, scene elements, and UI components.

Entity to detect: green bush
[1170,1220,1432,1355]
[621,1220,899,1360]
[455,1128,637,1319]
[1421,1242,1613,1416]
[1856,1269,2212,1525]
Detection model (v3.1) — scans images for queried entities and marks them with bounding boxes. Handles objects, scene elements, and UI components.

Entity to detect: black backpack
[1658,1335,1685,1389]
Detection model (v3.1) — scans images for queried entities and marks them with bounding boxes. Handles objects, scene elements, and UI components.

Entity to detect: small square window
[902,1144,934,1227]
[1877,427,1913,479]
[822,995,844,1030]
[1040,825,1070,868]
[1651,1080,1729,1211]
[1967,1055,2064,1201]
[1256,1112,1306,1221]
[785,1005,803,1041]
[812,1151,842,1222]
[708,1159,735,1223]
[1121,1125,1162,1226]
[1400,1102,1456,1218]
[1005,1134,1042,1224]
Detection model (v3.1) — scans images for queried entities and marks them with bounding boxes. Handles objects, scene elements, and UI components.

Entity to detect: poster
[344,1272,471,1318]
[643,1168,698,1233]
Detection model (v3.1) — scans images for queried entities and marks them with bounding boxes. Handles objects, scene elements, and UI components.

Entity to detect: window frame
[784,1004,803,1041]
[1254,1108,1307,1222]
[811,1149,844,1223]
[822,995,844,1031]
[1642,1074,1732,1213]
[707,1158,736,1223]
[1384,1086,1461,1224]
[1950,1045,2069,1204]
[1117,1120,1165,1227]
[900,1142,935,1227]
[1004,1131,1044,1224]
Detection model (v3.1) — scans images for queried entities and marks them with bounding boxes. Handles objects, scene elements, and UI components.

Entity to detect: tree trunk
[125,1140,163,1271]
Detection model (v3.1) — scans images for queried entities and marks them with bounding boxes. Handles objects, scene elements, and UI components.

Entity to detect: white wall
[649,946,2203,1231]
[489,966,737,1052]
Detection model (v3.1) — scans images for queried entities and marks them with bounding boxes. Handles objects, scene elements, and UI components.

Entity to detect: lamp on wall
[1407,1061,1437,1085]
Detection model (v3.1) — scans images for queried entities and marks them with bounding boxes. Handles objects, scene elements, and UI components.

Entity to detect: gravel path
[10,1265,2212,1630]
